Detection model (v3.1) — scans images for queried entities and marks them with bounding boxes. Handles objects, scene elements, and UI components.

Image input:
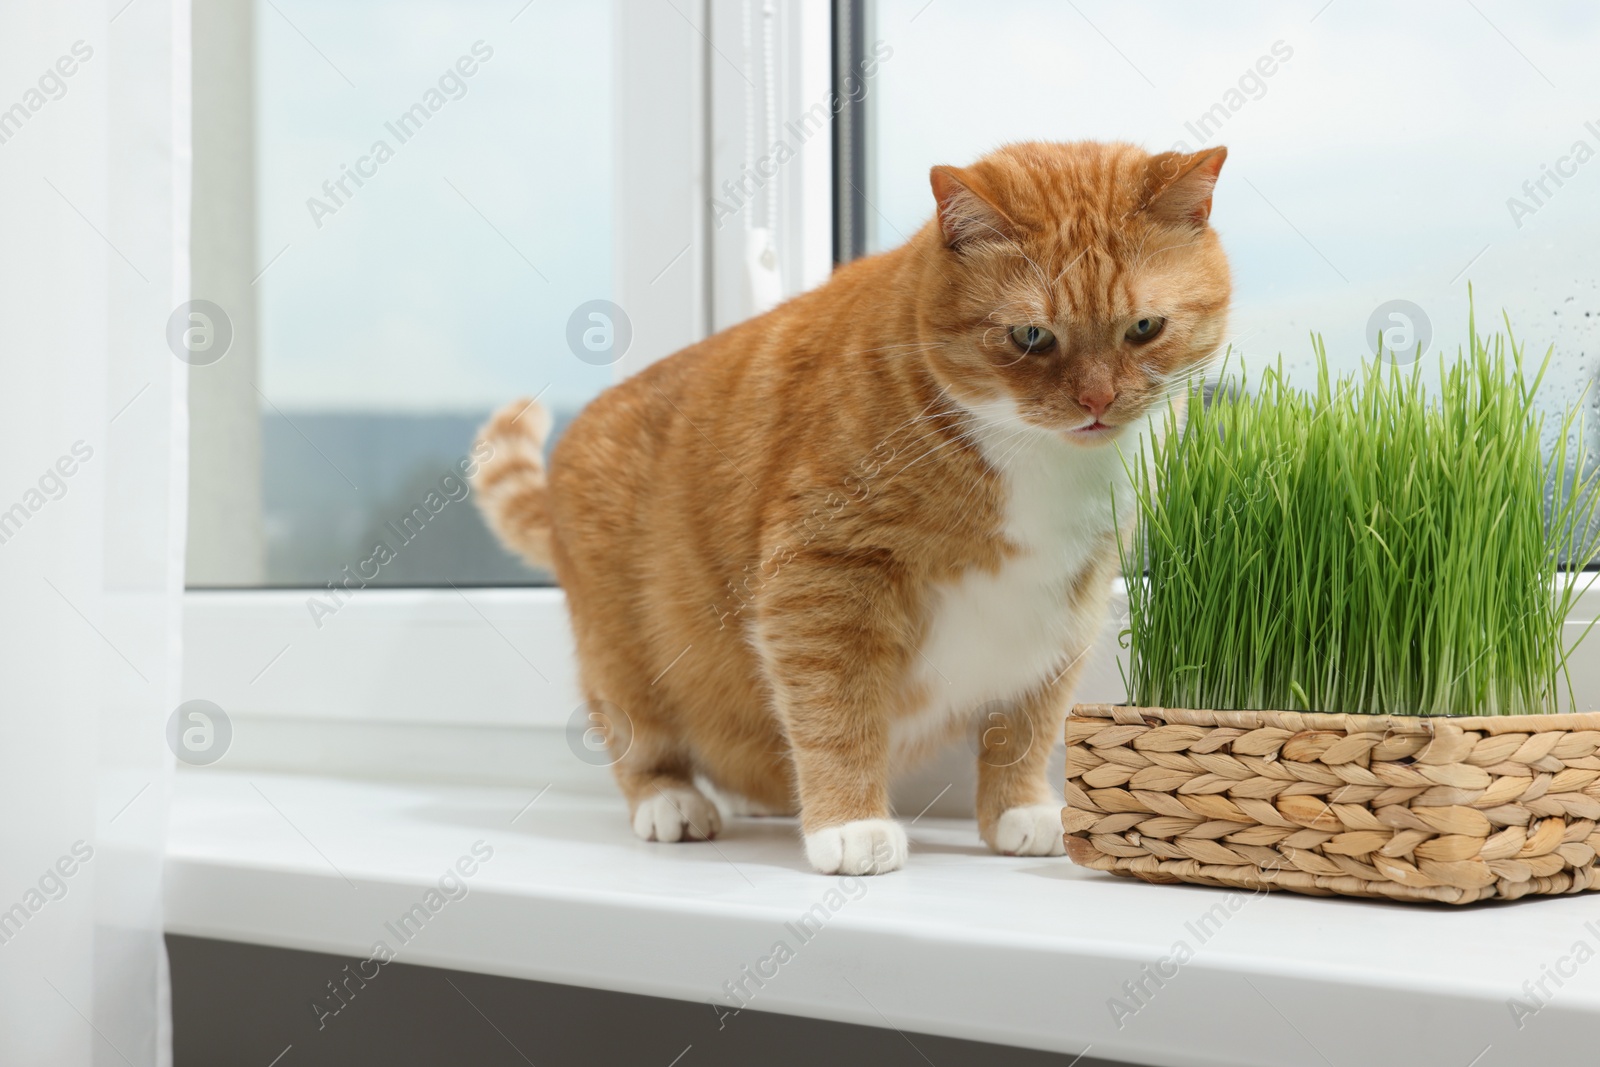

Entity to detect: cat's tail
[471,398,556,571]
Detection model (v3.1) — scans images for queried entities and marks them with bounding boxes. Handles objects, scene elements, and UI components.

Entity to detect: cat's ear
[1142,146,1227,227]
[930,165,1016,250]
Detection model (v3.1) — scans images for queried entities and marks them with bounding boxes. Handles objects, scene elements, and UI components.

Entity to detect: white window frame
[182,0,843,779]
[186,1,1600,784]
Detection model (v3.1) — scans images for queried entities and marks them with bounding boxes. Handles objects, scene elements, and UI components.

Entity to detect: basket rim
[1070,702,1600,735]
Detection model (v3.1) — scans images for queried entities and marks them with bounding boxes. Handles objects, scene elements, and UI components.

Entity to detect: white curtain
[0,2,189,1064]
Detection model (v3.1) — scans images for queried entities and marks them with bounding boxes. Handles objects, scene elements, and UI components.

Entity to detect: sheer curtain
[0,2,189,1064]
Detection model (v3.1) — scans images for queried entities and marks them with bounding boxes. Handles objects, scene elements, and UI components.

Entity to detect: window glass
[199,0,611,587]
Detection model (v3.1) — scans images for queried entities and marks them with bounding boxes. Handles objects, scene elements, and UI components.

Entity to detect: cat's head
[917,141,1232,445]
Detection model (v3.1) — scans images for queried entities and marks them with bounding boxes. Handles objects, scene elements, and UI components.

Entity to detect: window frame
[188,2,1600,780]
[182,0,836,754]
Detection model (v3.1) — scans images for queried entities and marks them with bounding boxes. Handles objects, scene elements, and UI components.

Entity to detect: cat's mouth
[1069,419,1117,438]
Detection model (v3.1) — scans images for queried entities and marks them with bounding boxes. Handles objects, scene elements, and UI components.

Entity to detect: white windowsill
[166,768,1600,1067]
[173,580,1600,1062]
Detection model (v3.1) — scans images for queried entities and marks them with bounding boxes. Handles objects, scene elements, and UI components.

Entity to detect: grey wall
[168,934,1132,1067]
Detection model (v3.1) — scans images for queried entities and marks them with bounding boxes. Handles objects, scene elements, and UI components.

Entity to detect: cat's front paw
[987,802,1067,856]
[803,818,907,875]
[632,784,723,842]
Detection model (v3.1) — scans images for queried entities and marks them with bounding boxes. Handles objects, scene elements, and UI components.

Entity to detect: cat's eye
[1125,316,1166,345]
[1008,324,1057,354]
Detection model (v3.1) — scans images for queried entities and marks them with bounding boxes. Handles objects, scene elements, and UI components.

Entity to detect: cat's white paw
[633,785,722,843]
[991,802,1067,856]
[804,818,908,875]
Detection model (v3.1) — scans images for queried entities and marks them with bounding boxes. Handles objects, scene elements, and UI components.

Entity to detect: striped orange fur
[474,140,1231,874]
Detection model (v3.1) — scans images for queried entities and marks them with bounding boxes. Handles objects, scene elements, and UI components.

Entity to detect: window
[188,1,1595,768]
[188,0,615,588]
[182,1,831,748]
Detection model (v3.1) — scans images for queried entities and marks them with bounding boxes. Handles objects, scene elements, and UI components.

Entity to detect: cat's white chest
[892,411,1133,759]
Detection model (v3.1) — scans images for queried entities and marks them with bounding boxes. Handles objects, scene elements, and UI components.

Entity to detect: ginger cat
[474,140,1230,875]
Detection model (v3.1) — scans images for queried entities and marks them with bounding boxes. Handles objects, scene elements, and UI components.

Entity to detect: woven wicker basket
[1063,703,1600,904]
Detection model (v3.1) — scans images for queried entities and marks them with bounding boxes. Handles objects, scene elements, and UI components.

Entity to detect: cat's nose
[1078,386,1116,418]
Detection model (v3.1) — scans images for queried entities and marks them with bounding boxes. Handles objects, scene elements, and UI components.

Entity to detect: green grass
[1120,303,1600,716]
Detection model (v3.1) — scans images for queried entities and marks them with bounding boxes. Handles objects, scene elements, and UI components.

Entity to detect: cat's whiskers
[887,420,989,478]
[873,385,961,446]
[991,426,1037,472]
[939,424,1031,519]
[859,393,974,465]
[856,340,951,362]
[775,392,973,514]
[893,384,1047,480]
[884,395,976,446]
[886,414,1002,482]
[856,341,946,354]
[896,412,966,441]
[957,421,1045,517]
